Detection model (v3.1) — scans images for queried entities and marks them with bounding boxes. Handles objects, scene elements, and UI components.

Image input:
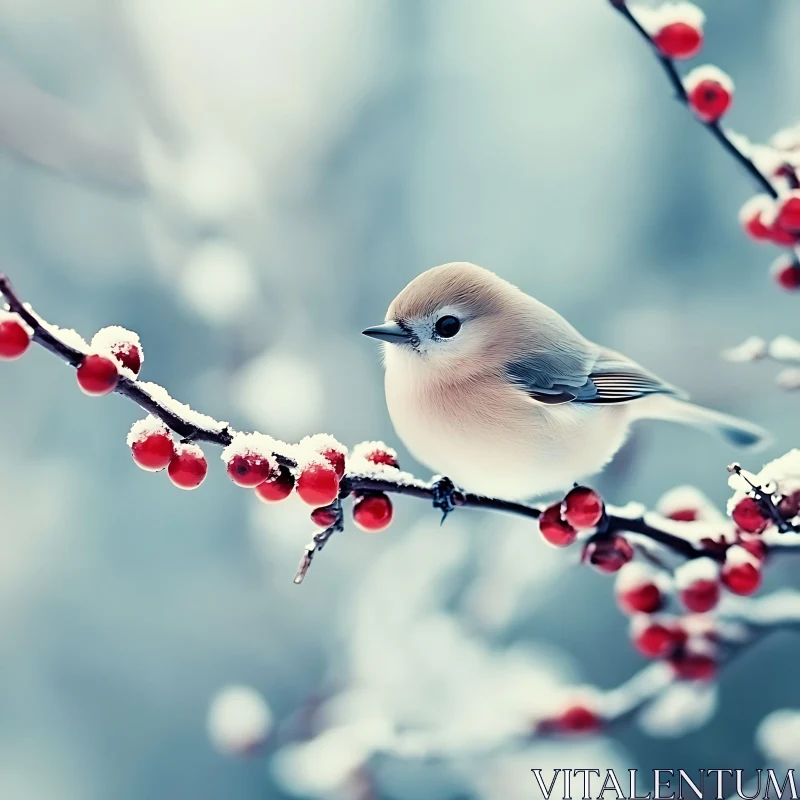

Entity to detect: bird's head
[362,262,527,377]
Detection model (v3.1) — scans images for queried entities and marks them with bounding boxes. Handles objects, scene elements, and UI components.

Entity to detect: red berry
[353,493,393,532]
[731,497,768,534]
[668,508,697,522]
[0,316,31,360]
[740,197,775,242]
[227,453,273,488]
[556,705,601,734]
[321,448,346,479]
[76,353,119,396]
[687,78,731,123]
[722,547,762,596]
[738,537,766,562]
[653,22,703,59]
[618,581,663,615]
[679,578,720,613]
[296,462,340,506]
[131,430,175,472]
[670,653,717,681]
[168,445,208,490]
[111,343,142,375]
[772,257,800,291]
[583,535,634,574]
[768,225,799,246]
[367,450,398,468]
[562,486,604,529]
[311,506,338,528]
[538,503,577,548]
[631,617,681,659]
[775,193,800,234]
[254,466,294,502]
[778,490,800,520]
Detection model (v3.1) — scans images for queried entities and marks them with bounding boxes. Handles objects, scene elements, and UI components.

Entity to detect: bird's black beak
[361,321,412,344]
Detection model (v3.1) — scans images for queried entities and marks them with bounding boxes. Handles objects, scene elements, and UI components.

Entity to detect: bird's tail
[634,395,771,450]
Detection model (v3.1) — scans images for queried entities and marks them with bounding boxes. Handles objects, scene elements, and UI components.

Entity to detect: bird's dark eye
[434,315,461,338]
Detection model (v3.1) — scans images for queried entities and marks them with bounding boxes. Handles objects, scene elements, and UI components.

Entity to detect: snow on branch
[610,1,800,290]
[723,334,800,391]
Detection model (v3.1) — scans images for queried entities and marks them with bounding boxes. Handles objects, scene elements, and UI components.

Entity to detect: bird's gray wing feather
[506,346,687,405]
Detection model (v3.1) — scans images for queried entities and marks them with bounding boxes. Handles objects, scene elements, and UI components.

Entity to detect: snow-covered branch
[10,272,796,585]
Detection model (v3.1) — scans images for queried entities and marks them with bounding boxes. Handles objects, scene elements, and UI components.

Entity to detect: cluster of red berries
[740,195,800,290]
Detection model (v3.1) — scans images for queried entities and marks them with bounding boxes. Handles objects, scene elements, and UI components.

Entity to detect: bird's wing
[505,346,687,406]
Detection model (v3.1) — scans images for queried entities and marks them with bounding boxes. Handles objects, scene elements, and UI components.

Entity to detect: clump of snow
[126,415,171,447]
[633,2,705,35]
[776,368,800,391]
[90,325,141,354]
[674,557,719,590]
[756,709,800,765]
[207,685,273,757]
[0,309,34,338]
[220,431,278,470]
[721,336,766,363]
[615,561,668,593]
[769,334,800,362]
[657,485,723,522]
[639,681,717,738]
[724,544,759,570]
[39,320,89,353]
[772,123,800,152]
[175,442,205,460]
[299,433,348,458]
[351,440,397,463]
[138,381,228,432]
[684,65,733,94]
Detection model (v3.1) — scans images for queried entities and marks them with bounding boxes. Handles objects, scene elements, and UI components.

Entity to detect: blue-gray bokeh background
[1,1,798,797]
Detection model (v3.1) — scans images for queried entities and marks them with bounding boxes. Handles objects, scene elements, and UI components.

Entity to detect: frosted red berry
[254,466,294,502]
[772,257,800,291]
[227,453,273,488]
[111,343,142,375]
[353,493,393,532]
[731,497,768,534]
[538,504,577,548]
[668,508,697,522]
[367,450,398,468]
[679,578,720,613]
[632,618,681,659]
[618,581,663,615]
[168,445,208,490]
[311,506,338,528]
[688,79,731,123]
[296,462,340,506]
[556,705,601,734]
[76,354,119,396]
[321,448,346,479]
[562,486,604,529]
[670,653,717,682]
[722,560,762,596]
[740,197,774,242]
[779,490,800,520]
[131,430,175,472]
[583,535,634,574]
[738,537,766,562]
[775,193,800,234]
[653,22,703,59]
[0,317,31,360]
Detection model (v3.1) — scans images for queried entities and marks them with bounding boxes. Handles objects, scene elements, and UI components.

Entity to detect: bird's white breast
[383,350,632,501]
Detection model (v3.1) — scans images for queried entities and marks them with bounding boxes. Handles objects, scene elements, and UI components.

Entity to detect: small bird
[362,262,769,501]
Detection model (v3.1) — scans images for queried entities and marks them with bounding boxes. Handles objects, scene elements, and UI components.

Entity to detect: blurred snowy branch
[723,335,800,391]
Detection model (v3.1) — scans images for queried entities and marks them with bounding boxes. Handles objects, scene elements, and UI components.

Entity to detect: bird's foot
[430,476,466,524]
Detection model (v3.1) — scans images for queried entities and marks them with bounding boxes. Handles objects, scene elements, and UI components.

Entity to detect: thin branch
[611,1,779,200]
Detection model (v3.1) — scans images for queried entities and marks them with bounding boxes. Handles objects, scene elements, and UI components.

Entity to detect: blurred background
[0,0,798,797]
